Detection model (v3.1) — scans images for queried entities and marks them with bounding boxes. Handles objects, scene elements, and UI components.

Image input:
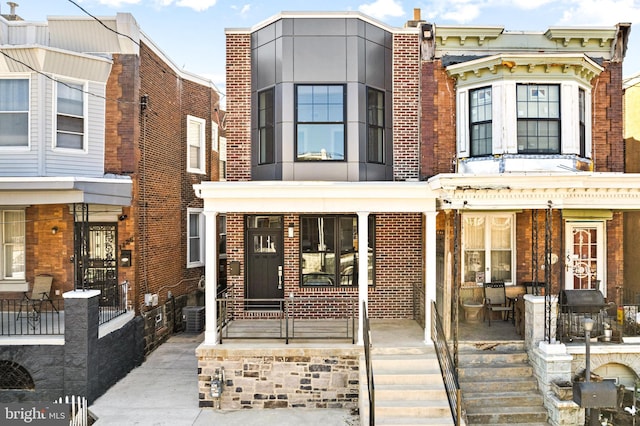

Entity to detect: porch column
[203,210,219,345]
[424,211,437,345]
[357,211,370,345]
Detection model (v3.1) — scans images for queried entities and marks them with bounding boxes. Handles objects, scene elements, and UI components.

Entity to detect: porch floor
[457,314,522,342]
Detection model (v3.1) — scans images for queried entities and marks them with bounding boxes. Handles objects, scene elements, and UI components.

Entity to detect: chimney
[3,2,23,21]
[405,7,425,28]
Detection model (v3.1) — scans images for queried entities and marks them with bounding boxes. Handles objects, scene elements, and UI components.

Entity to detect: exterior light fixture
[51,226,59,235]
[288,223,294,238]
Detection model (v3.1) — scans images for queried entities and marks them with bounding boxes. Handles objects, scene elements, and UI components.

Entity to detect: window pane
[297,124,344,160]
[516,84,560,154]
[258,88,274,164]
[367,87,385,163]
[57,82,83,116]
[190,145,200,169]
[0,80,28,111]
[3,211,25,279]
[247,215,282,229]
[0,114,28,147]
[470,87,492,157]
[56,132,83,150]
[296,85,345,161]
[57,115,84,133]
[189,213,200,237]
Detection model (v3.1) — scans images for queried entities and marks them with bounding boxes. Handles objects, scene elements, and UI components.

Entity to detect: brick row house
[0,10,221,402]
[194,9,640,421]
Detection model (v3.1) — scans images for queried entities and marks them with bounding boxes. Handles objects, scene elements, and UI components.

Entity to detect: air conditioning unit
[183,306,205,333]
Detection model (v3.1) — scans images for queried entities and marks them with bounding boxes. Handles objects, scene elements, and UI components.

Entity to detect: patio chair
[16,275,58,325]
[483,282,512,326]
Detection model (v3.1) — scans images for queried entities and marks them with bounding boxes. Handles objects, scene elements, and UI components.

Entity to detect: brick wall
[392,32,421,181]
[197,347,360,410]
[592,62,624,172]
[420,60,457,178]
[225,33,252,181]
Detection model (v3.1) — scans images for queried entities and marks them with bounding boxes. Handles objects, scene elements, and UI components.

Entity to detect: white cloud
[240,4,251,16]
[175,0,218,12]
[359,0,405,20]
[441,3,481,24]
[558,0,640,26]
[499,0,556,11]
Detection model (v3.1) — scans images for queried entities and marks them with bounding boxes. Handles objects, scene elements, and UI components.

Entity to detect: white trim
[0,76,31,151]
[187,207,205,268]
[52,78,88,154]
[564,221,606,296]
[186,115,206,174]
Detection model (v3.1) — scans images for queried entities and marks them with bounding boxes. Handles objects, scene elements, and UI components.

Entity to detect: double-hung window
[1,210,25,280]
[367,87,384,163]
[469,86,492,156]
[0,79,29,148]
[56,81,85,150]
[187,115,206,174]
[258,88,275,164]
[187,208,204,267]
[296,85,345,161]
[517,84,560,154]
[462,213,513,284]
[300,215,374,287]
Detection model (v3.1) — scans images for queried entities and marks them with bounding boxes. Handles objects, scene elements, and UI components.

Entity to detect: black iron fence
[557,302,640,344]
[216,295,357,344]
[0,298,63,336]
[363,301,374,426]
[431,301,463,425]
[96,280,129,325]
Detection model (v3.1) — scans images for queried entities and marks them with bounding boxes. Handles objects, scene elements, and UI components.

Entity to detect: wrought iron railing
[216,295,357,344]
[362,301,374,426]
[556,303,640,343]
[0,298,63,336]
[431,301,463,425]
[97,280,129,325]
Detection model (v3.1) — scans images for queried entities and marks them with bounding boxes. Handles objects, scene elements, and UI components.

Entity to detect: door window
[565,222,604,294]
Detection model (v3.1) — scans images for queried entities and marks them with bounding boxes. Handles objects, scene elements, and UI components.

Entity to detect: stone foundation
[196,345,361,410]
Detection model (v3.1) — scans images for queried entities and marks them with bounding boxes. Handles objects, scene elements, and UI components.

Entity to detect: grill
[559,290,605,314]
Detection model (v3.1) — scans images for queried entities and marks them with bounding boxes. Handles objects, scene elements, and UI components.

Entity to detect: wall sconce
[288,223,294,238]
[119,214,128,221]
[51,226,58,235]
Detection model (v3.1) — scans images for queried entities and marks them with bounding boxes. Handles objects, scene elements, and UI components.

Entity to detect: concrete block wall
[196,347,361,410]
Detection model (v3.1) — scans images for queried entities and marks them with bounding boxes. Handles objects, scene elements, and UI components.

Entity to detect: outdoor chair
[483,282,512,326]
[16,275,58,326]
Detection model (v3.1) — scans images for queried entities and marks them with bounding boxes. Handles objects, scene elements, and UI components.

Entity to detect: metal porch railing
[216,295,357,344]
[0,298,63,336]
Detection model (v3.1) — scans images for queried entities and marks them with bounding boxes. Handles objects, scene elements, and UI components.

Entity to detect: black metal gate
[75,221,118,305]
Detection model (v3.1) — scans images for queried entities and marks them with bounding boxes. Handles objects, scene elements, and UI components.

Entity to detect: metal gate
[75,222,118,304]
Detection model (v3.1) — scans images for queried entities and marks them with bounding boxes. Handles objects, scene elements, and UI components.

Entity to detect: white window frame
[54,79,87,153]
[457,80,592,158]
[1,209,27,289]
[187,115,206,174]
[219,136,227,181]
[212,121,219,152]
[0,76,30,150]
[187,208,205,268]
[462,212,515,285]
[564,221,606,296]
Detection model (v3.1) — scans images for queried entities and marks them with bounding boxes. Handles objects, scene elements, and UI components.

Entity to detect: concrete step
[465,405,549,424]
[458,364,533,379]
[459,376,539,393]
[373,353,440,370]
[375,399,451,418]
[375,371,442,385]
[375,416,456,425]
[458,350,529,365]
[376,383,449,401]
[463,390,544,407]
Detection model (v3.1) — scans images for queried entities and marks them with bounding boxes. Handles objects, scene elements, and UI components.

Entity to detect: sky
[5,0,640,97]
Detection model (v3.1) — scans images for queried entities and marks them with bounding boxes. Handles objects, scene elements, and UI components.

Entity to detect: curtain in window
[3,211,25,280]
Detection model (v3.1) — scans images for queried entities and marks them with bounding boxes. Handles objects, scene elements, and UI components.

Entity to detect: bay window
[367,87,384,163]
[0,79,29,148]
[516,84,560,154]
[470,86,492,156]
[258,88,275,164]
[296,85,345,161]
[56,81,85,150]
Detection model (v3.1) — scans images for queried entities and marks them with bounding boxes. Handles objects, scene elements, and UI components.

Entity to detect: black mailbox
[572,381,617,408]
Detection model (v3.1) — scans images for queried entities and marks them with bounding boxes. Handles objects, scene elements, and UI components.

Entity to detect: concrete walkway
[89,332,359,426]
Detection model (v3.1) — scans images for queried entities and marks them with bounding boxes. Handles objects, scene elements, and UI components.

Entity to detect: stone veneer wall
[196,347,361,410]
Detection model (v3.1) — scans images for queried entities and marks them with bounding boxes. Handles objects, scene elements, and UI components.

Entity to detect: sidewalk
[89,333,359,426]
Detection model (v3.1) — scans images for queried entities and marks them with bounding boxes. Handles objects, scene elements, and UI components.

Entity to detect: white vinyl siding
[187,115,206,174]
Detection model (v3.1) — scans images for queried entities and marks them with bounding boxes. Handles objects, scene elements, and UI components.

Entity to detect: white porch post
[203,210,219,345]
[424,211,437,344]
[357,211,370,345]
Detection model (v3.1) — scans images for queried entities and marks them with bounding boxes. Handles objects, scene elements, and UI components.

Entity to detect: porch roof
[193,181,437,213]
[0,176,132,206]
[429,172,640,210]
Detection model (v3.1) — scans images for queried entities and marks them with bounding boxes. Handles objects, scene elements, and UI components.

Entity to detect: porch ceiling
[0,176,132,206]
[193,181,437,213]
[429,172,640,210]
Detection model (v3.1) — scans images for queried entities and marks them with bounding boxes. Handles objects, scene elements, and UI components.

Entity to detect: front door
[246,216,284,308]
[564,222,605,295]
[75,223,118,303]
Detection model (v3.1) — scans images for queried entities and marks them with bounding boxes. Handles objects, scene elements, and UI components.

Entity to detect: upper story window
[258,88,275,164]
[187,208,204,267]
[56,81,85,150]
[187,115,206,174]
[367,87,384,163]
[579,88,586,157]
[517,84,560,154]
[296,85,345,161]
[0,79,29,148]
[470,87,492,157]
[2,210,25,281]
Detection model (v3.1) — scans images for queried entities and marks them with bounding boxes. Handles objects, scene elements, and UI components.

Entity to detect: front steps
[458,342,550,425]
[372,347,455,425]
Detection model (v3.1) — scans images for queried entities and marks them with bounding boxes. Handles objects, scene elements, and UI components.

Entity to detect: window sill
[0,281,28,292]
